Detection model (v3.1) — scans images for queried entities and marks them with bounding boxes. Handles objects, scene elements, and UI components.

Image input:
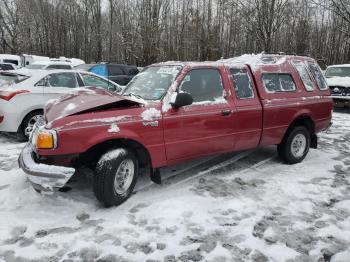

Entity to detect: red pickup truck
[19,54,333,207]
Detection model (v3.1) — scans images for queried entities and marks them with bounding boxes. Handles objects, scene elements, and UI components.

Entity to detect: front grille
[329,86,350,96]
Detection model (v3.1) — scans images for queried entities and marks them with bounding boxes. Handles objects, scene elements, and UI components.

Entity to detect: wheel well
[19,109,44,131]
[283,115,315,141]
[77,139,152,170]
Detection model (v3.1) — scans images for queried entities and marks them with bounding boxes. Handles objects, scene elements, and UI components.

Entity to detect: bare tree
[0,0,350,67]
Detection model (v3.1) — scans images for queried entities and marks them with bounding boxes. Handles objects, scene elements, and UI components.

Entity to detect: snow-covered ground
[0,112,349,262]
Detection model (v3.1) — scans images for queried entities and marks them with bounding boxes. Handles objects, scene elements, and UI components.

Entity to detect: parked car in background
[50,57,85,67]
[24,61,73,70]
[0,54,21,67]
[0,70,121,139]
[325,64,350,107]
[22,54,50,67]
[74,63,139,85]
[0,63,17,71]
[19,54,332,207]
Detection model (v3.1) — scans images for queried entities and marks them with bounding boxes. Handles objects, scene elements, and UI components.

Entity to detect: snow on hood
[45,87,143,123]
[326,77,350,87]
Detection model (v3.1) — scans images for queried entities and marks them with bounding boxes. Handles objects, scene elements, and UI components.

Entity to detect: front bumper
[18,144,75,192]
[332,95,350,101]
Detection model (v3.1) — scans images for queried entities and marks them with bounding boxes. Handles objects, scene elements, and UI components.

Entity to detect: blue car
[74,63,139,85]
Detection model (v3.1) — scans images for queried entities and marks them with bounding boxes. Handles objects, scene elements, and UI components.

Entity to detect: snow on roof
[0,54,21,60]
[219,53,289,66]
[327,64,350,68]
[31,60,71,66]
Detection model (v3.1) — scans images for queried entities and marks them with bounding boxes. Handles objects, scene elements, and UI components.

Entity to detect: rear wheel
[277,126,310,164]
[18,110,43,140]
[93,148,138,207]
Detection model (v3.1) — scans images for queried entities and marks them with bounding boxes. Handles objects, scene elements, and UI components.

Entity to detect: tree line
[1,0,350,67]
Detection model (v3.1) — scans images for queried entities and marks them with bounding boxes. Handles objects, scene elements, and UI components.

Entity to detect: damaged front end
[18,88,146,192]
[18,143,75,192]
[18,123,75,192]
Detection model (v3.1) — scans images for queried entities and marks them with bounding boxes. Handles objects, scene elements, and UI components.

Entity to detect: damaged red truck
[19,54,333,207]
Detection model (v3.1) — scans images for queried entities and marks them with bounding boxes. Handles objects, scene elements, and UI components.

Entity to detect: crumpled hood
[326,77,350,87]
[45,87,143,123]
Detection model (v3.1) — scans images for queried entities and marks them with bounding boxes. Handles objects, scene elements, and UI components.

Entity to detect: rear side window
[292,61,315,91]
[108,65,125,76]
[230,68,254,99]
[262,74,296,93]
[47,73,78,88]
[308,63,328,90]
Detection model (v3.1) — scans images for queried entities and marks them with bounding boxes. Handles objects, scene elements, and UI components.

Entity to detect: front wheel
[277,126,310,164]
[93,148,138,207]
[19,111,43,140]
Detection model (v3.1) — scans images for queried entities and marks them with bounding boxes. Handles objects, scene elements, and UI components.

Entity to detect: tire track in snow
[168,150,255,188]
[136,149,278,194]
[135,155,218,192]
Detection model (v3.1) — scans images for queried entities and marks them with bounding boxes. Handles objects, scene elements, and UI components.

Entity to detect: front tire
[93,148,138,207]
[277,126,310,164]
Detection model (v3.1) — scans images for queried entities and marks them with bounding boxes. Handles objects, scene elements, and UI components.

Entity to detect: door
[163,67,237,162]
[229,67,263,150]
[42,72,80,100]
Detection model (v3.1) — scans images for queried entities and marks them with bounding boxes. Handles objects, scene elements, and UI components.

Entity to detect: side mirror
[171,92,193,108]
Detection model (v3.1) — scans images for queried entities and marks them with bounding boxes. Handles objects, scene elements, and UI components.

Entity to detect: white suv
[0,70,121,139]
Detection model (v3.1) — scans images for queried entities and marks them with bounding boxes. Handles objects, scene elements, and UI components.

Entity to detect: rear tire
[93,148,138,207]
[18,110,43,141]
[277,126,310,164]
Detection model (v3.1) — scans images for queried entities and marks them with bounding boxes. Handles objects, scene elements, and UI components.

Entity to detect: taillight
[0,90,29,101]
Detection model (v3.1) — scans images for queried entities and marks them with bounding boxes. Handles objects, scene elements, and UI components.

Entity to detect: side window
[35,77,48,87]
[230,68,254,99]
[47,73,78,88]
[262,74,296,93]
[108,66,125,76]
[46,65,54,70]
[308,63,328,90]
[128,68,139,76]
[4,59,18,65]
[179,69,225,103]
[292,61,315,91]
[58,65,72,70]
[81,74,117,91]
[90,65,108,77]
[0,64,13,70]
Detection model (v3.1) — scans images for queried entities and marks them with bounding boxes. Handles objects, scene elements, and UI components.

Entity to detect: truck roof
[153,54,315,69]
[219,54,314,66]
[152,61,223,67]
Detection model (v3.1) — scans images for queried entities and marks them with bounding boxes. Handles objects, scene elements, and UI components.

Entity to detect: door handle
[221,109,232,116]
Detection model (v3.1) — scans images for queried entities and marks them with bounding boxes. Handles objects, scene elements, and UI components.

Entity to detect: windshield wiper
[125,92,144,100]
